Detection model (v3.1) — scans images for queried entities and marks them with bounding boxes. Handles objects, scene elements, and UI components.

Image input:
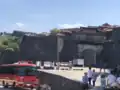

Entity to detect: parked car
[59,62,70,70]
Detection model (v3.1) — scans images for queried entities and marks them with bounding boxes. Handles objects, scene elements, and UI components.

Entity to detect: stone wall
[0,50,19,64]
[19,35,103,66]
[20,35,57,62]
[20,35,77,62]
[39,71,84,90]
[59,37,76,61]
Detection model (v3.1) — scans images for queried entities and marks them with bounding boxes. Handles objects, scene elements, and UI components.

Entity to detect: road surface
[0,89,13,90]
[0,88,18,90]
[0,87,25,90]
[0,88,26,90]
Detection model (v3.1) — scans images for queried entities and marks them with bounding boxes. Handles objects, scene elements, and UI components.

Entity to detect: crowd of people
[81,65,120,90]
[81,67,100,90]
[106,65,120,89]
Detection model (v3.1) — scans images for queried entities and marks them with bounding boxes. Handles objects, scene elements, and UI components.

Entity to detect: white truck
[72,59,84,67]
[43,61,54,69]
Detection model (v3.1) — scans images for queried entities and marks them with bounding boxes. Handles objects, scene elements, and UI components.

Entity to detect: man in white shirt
[87,67,93,85]
[107,71,117,88]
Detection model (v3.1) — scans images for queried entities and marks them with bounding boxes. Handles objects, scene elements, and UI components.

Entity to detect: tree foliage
[50,28,61,34]
[2,40,8,46]
[0,29,62,51]
[0,35,20,52]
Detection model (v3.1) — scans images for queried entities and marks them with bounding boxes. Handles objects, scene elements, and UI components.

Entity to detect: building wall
[20,35,77,62]
[103,28,120,68]
[76,44,103,66]
[59,37,76,61]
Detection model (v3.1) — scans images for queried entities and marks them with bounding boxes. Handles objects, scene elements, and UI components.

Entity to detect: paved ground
[0,88,18,90]
[0,88,27,90]
[0,86,10,90]
[39,67,109,87]
[0,86,26,90]
[0,88,11,90]
[39,67,109,90]
[89,87,103,90]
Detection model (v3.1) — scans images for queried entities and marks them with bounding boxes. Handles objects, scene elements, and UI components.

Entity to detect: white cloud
[3,28,9,32]
[10,22,25,31]
[15,22,24,27]
[58,23,85,29]
[3,22,26,33]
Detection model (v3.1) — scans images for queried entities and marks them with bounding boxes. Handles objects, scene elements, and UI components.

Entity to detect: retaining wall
[39,71,84,90]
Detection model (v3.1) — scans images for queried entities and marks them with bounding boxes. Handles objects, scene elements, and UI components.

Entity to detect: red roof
[0,61,36,67]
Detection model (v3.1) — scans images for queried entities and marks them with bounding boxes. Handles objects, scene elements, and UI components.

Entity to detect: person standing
[116,64,120,76]
[87,67,93,85]
[116,76,120,89]
[82,72,89,90]
[92,69,99,87]
[101,73,106,90]
[106,70,117,88]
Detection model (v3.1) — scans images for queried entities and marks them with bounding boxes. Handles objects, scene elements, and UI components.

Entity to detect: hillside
[0,35,20,51]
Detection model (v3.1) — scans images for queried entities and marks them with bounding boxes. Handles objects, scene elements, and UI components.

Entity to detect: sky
[0,0,120,33]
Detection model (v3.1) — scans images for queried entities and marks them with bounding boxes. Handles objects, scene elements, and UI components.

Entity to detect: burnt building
[19,23,120,68]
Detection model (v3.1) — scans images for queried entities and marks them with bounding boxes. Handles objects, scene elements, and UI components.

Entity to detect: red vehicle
[0,61,40,89]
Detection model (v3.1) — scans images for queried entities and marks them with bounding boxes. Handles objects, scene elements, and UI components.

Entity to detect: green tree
[2,40,8,46]
[0,44,8,50]
[7,36,20,51]
[8,43,19,51]
[0,35,20,51]
[50,28,61,35]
